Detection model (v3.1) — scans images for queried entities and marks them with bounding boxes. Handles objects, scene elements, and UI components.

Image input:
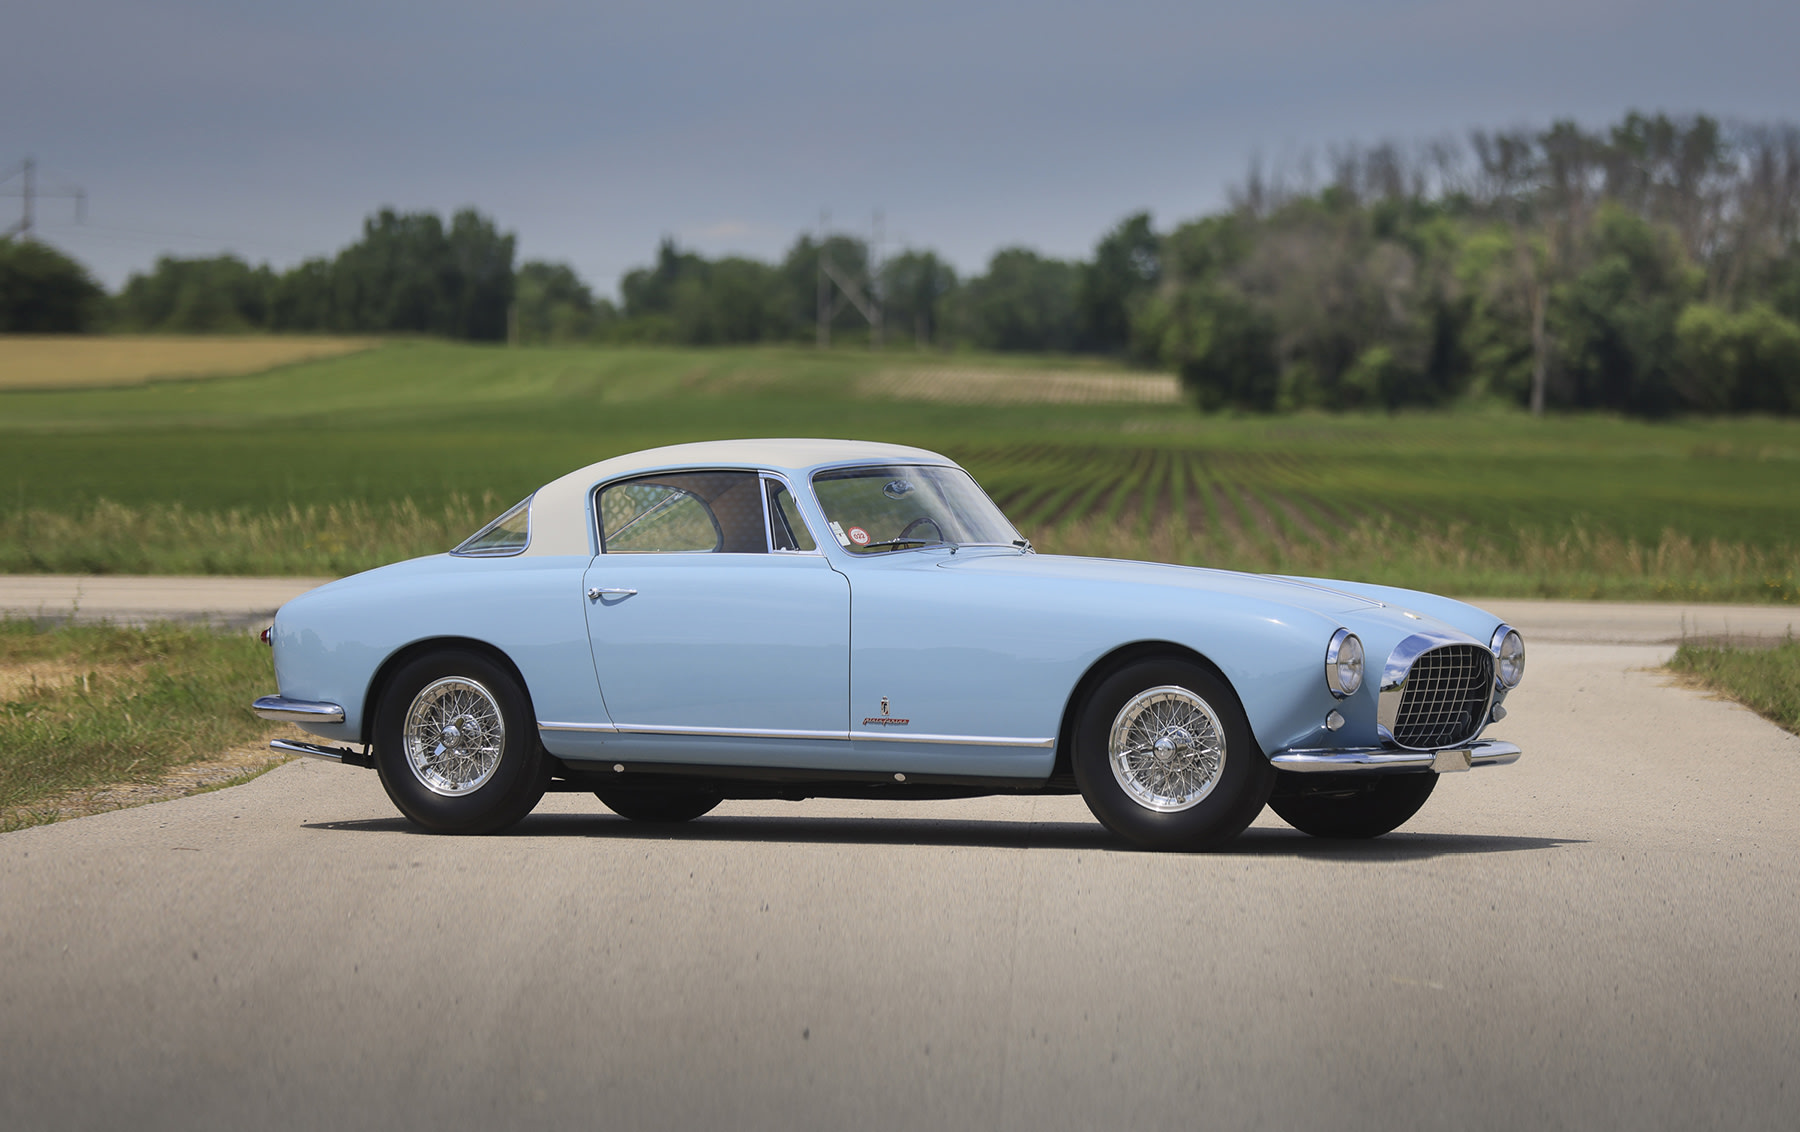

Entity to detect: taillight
[260,626,273,646]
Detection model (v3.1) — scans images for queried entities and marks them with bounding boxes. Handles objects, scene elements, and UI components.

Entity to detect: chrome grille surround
[1377,633,1496,751]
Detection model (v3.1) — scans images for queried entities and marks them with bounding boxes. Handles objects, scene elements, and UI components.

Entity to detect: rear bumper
[252,695,345,724]
[1269,739,1520,774]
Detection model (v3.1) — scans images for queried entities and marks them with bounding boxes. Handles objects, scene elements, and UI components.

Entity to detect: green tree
[958,248,1078,352]
[329,208,515,340]
[1673,302,1800,412]
[514,260,603,345]
[1553,204,1701,414]
[0,239,105,332]
[880,250,958,347]
[114,255,275,333]
[1078,211,1160,354]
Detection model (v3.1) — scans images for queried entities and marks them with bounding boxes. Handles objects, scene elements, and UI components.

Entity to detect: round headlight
[1491,626,1525,688]
[1325,629,1364,698]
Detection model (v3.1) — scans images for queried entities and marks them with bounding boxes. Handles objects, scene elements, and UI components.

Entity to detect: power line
[1,157,87,241]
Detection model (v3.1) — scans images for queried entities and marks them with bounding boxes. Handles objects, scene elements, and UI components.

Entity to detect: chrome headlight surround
[1325,629,1365,698]
[1490,624,1525,689]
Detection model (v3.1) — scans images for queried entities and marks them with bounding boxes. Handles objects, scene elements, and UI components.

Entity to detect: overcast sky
[5,0,1797,294]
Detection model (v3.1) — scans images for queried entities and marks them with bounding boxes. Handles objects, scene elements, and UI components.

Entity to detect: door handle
[587,587,637,600]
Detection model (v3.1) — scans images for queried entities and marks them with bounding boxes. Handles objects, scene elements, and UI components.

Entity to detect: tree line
[3,110,1797,416]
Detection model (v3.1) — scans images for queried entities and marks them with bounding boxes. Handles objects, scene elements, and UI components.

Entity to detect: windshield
[810,464,1022,554]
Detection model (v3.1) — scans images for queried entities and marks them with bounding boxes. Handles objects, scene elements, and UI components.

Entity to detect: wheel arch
[1051,640,1261,779]
[360,636,535,745]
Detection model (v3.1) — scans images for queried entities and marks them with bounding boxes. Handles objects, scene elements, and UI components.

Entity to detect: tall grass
[0,619,281,828]
[1042,515,1800,602]
[0,495,501,575]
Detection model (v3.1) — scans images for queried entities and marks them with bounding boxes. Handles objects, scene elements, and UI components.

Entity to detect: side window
[764,479,817,552]
[599,471,767,553]
[452,494,532,556]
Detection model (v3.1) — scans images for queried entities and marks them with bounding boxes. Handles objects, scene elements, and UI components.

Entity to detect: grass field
[1668,640,1800,734]
[1,338,1796,600]
[0,334,378,391]
[0,619,283,830]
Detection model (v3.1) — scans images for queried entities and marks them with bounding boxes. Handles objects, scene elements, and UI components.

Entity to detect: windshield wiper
[859,537,960,554]
[1012,539,1033,554]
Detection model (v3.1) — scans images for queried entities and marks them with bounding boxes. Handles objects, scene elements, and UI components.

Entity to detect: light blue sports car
[253,439,1524,849]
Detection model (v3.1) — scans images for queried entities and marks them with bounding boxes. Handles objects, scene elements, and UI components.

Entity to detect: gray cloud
[5,0,1796,291]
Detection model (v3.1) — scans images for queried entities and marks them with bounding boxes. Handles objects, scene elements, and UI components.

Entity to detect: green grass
[0,339,1797,598]
[0,620,282,829]
[1668,640,1800,734]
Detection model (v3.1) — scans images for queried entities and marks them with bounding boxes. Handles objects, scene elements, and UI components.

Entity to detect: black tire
[594,788,722,823]
[372,649,550,834]
[1073,658,1275,851]
[1267,772,1437,839]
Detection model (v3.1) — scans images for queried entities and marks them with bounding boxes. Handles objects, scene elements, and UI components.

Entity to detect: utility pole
[814,207,886,351]
[816,209,831,349]
[1,158,86,241]
[868,209,884,350]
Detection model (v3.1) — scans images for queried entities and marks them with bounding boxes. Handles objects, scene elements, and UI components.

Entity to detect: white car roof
[522,438,959,557]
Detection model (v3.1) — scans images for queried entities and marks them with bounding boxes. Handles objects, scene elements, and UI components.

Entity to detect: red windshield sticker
[847,526,870,546]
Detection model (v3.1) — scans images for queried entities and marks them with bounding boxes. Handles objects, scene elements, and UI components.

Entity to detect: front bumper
[251,695,345,724]
[1269,739,1520,774]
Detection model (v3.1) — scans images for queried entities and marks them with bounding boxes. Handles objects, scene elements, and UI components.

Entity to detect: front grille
[1392,645,1493,749]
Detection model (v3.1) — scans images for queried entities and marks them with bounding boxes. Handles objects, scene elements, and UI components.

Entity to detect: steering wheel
[896,516,945,543]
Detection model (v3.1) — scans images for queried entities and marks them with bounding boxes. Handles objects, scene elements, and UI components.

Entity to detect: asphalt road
[2,588,1798,1130]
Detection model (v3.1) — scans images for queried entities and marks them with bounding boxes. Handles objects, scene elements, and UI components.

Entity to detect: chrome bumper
[252,694,345,723]
[1269,739,1520,774]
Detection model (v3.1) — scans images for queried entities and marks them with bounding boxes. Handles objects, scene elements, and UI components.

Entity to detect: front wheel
[1267,772,1437,839]
[373,649,550,834]
[1073,658,1275,851]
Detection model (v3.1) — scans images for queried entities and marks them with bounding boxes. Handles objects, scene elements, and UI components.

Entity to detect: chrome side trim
[542,721,848,741]
[536,720,1055,748]
[618,722,848,740]
[252,695,346,724]
[1270,739,1521,773]
[853,731,1056,748]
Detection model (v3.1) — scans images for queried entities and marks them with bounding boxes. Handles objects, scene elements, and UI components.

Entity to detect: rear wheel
[1073,658,1275,851]
[373,649,550,834]
[1268,772,1437,839]
[595,788,721,823]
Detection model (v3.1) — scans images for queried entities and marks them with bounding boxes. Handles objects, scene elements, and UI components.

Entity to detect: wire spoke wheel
[1107,684,1226,812]
[403,676,506,797]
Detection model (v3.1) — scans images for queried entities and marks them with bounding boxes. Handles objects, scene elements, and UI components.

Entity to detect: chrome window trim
[807,462,1025,557]
[589,467,823,556]
[758,471,824,555]
[449,492,535,558]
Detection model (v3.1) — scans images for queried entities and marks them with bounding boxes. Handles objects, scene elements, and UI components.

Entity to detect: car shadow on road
[306,813,1579,860]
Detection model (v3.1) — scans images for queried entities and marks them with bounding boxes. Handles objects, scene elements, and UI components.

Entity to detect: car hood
[933,550,1382,615]
[929,550,1506,648]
